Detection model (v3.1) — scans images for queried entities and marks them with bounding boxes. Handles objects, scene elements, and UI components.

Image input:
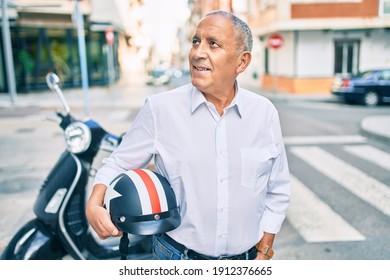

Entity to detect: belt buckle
[218,251,248,260]
[217,254,237,260]
[182,249,190,260]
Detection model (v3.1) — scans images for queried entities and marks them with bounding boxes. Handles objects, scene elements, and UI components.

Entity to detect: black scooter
[1,73,152,260]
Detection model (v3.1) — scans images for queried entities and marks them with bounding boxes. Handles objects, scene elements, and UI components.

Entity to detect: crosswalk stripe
[344,145,390,172]
[283,135,367,145]
[290,146,390,217]
[287,175,365,242]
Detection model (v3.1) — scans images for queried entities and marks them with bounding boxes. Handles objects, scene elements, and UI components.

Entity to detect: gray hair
[204,10,253,52]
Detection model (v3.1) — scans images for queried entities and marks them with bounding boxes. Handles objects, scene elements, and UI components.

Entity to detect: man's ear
[236,51,252,74]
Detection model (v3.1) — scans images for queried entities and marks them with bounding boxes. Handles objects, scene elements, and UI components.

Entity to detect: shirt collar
[191,86,206,114]
[191,81,243,118]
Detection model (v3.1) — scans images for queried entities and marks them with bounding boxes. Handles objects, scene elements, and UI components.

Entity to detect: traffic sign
[267,33,284,49]
[105,27,114,45]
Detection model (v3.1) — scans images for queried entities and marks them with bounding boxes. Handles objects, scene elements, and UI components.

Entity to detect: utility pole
[73,0,90,117]
[1,0,17,105]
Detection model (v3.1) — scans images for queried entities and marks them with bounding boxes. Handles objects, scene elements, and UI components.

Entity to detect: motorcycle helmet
[104,169,181,236]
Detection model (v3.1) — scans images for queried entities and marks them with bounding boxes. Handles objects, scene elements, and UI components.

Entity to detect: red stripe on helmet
[134,169,161,213]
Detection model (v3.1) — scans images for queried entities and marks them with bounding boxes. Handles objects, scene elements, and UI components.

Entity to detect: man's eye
[192,39,200,45]
[210,41,219,47]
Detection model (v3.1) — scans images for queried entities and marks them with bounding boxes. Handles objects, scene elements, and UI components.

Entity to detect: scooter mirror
[46,72,60,90]
[45,72,71,114]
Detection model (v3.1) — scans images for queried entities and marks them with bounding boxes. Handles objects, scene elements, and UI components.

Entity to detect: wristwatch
[256,242,274,259]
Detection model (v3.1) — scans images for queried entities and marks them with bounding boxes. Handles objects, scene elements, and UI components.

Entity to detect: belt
[159,233,257,260]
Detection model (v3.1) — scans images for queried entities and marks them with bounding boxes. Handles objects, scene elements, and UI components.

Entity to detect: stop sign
[267,33,284,49]
[105,27,114,45]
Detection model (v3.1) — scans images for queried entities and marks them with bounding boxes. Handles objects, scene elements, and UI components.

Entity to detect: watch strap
[256,242,274,259]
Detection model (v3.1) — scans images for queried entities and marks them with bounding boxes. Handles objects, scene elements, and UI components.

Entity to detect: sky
[142,0,190,61]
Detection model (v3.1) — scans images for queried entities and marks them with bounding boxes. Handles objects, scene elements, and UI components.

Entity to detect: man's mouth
[194,66,211,71]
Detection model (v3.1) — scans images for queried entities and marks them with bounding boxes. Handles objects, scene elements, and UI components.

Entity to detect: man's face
[189,14,242,95]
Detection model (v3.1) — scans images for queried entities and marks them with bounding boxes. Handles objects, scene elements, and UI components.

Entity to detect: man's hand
[86,184,122,240]
[255,252,271,260]
[254,232,275,260]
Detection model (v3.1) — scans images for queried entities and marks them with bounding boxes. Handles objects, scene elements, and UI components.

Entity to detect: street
[274,98,390,259]
[0,78,389,259]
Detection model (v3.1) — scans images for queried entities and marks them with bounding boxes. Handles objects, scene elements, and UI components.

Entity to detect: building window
[8,26,117,93]
[378,70,390,81]
[334,40,360,76]
[379,0,390,16]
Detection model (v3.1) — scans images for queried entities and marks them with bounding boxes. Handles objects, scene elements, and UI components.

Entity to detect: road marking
[287,175,365,242]
[290,146,390,217]
[284,135,367,145]
[344,145,390,172]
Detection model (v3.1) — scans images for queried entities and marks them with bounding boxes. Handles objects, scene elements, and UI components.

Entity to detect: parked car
[331,69,390,106]
[146,66,188,86]
[146,68,171,86]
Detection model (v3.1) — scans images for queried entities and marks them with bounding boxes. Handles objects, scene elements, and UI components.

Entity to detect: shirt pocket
[241,146,279,191]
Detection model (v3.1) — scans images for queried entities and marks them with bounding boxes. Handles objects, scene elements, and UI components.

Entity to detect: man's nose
[192,44,208,59]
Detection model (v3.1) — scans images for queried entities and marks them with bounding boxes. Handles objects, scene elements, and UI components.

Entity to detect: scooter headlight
[64,122,91,154]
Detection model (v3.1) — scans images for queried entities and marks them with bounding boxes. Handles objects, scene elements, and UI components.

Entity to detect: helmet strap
[119,232,130,260]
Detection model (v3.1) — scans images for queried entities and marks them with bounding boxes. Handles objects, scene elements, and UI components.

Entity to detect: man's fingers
[99,208,121,237]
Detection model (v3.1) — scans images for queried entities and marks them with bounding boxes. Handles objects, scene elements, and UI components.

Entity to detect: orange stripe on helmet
[134,169,161,213]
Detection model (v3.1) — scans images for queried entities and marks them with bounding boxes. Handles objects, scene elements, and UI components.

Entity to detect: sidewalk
[0,75,156,113]
[1,76,389,143]
[360,115,390,143]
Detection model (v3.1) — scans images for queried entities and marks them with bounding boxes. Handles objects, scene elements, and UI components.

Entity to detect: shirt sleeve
[93,98,156,187]
[260,110,291,234]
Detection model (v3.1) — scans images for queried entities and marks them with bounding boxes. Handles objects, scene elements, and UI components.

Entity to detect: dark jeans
[152,234,190,260]
[152,234,257,260]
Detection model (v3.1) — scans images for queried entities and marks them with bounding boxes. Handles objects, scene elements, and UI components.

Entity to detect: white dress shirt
[94,83,291,257]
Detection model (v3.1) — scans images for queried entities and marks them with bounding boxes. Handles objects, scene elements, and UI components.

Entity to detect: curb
[360,115,390,144]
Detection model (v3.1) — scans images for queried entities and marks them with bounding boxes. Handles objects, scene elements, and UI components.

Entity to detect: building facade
[246,0,390,94]
[0,0,142,93]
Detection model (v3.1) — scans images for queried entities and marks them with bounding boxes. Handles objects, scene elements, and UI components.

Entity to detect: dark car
[331,69,390,106]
